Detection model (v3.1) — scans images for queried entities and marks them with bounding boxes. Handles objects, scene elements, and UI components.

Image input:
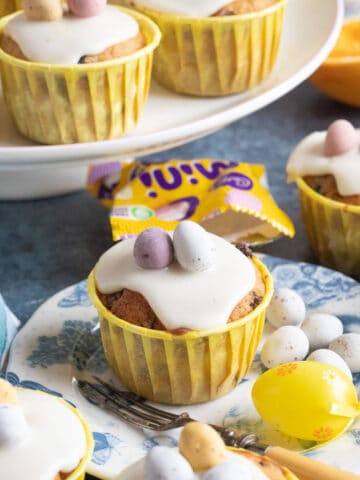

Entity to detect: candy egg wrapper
[87,159,295,243]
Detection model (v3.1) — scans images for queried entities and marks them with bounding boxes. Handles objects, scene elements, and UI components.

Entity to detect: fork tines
[77,377,192,431]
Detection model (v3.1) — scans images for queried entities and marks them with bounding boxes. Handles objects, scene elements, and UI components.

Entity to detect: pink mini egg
[68,0,107,17]
[324,119,359,157]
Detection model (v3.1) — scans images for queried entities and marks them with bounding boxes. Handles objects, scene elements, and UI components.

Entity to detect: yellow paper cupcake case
[120,0,286,96]
[0,8,161,144]
[17,388,94,480]
[88,256,273,405]
[297,177,360,279]
[0,0,21,17]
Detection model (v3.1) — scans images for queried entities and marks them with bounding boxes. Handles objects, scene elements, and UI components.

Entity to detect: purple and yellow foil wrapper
[297,177,360,279]
[118,0,286,96]
[88,256,273,405]
[87,159,295,244]
[0,8,161,144]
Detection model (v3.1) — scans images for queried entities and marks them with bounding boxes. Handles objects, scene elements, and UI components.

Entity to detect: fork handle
[266,446,360,480]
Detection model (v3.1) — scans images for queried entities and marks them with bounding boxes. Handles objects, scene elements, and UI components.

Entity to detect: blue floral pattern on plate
[6,255,360,479]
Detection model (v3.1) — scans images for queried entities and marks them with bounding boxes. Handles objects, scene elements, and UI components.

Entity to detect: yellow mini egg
[251,361,360,442]
[0,379,18,405]
[179,422,227,471]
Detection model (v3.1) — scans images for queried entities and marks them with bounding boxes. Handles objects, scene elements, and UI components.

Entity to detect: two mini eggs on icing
[133,221,216,273]
[22,0,106,21]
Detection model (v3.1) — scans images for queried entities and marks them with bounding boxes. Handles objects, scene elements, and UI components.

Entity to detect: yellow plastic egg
[251,361,360,442]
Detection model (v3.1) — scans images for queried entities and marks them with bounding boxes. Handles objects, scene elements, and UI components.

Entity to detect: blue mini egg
[133,228,174,269]
[202,460,252,480]
[173,221,215,272]
[144,446,194,480]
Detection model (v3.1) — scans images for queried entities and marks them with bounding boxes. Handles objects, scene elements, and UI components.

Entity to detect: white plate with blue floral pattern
[6,255,360,479]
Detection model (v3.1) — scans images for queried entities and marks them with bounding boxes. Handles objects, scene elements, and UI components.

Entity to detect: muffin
[141,422,298,480]
[287,119,360,279]
[119,0,287,96]
[88,221,273,405]
[0,1,161,144]
[0,379,94,480]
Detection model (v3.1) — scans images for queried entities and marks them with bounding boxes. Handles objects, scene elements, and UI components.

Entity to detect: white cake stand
[0,0,343,199]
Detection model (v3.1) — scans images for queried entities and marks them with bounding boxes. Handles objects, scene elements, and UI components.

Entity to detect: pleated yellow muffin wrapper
[0,0,21,17]
[0,8,161,144]
[229,448,299,480]
[297,177,360,280]
[88,255,273,405]
[15,387,94,480]
[118,0,286,96]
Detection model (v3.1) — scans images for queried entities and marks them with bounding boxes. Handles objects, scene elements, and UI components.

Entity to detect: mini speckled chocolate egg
[266,288,306,328]
[324,119,359,157]
[307,349,352,378]
[202,460,252,480]
[144,446,194,480]
[133,228,174,270]
[173,221,215,272]
[23,0,63,21]
[261,326,309,368]
[301,313,343,351]
[252,361,360,441]
[68,0,106,17]
[329,333,360,373]
[0,379,18,405]
[179,422,227,471]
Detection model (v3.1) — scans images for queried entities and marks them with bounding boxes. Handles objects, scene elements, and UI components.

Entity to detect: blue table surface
[1,80,359,479]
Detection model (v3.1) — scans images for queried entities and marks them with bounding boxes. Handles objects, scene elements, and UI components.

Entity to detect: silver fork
[77,377,360,480]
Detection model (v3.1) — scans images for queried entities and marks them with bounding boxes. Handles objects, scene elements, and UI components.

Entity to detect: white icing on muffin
[3,5,139,64]
[95,233,256,331]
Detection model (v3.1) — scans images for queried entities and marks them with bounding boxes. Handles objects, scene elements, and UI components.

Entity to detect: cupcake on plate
[0,1,21,17]
[88,221,273,405]
[0,0,161,144]
[118,0,287,96]
[136,422,298,480]
[0,378,94,480]
[287,119,360,279]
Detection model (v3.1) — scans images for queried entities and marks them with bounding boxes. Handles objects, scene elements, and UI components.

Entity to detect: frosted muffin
[88,221,273,404]
[0,379,93,480]
[0,1,161,144]
[119,0,286,96]
[133,422,297,480]
[287,119,360,279]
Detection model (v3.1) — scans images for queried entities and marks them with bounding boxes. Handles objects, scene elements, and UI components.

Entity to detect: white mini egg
[202,460,252,480]
[144,446,194,480]
[301,313,343,351]
[0,405,27,445]
[266,288,306,328]
[261,326,309,368]
[329,333,360,373]
[173,221,215,272]
[307,349,352,378]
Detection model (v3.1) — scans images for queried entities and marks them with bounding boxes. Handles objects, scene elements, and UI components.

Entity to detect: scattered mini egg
[324,119,359,157]
[202,460,252,480]
[179,422,227,471]
[173,221,215,273]
[266,288,306,328]
[261,326,309,368]
[23,0,63,21]
[0,379,18,405]
[252,361,359,441]
[329,333,360,373]
[307,349,352,378]
[68,0,107,17]
[144,446,194,480]
[301,313,343,351]
[133,228,174,270]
